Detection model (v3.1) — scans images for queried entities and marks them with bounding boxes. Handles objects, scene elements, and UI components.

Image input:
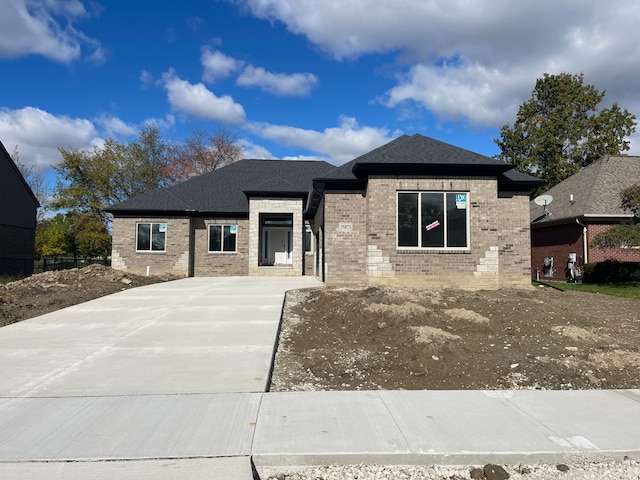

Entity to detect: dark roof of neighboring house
[530,156,640,226]
[105,159,337,215]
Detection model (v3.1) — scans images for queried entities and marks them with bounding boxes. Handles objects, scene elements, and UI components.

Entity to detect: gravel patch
[258,457,640,479]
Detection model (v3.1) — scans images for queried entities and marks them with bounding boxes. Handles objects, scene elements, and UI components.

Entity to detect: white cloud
[237,65,318,97]
[201,47,244,83]
[235,0,640,130]
[94,115,138,138]
[238,139,273,159]
[247,116,392,164]
[0,0,103,63]
[143,114,176,131]
[161,69,246,124]
[0,107,99,170]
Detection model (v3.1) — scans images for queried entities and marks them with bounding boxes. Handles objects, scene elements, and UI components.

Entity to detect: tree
[53,123,168,222]
[495,73,636,190]
[36,214,73,257]
[69,213,111,258]
[591,184,640,249]
[164,127,242,184]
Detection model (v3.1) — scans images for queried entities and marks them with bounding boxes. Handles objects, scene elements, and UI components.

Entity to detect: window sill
[396,248,470,254]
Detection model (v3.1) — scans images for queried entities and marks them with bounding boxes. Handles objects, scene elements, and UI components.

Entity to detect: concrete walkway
[1,277,639,478]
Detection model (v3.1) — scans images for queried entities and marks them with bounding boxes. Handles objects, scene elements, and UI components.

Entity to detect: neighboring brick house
[106,134,541,289]
[0,140,39,276]
[530,156,640,282]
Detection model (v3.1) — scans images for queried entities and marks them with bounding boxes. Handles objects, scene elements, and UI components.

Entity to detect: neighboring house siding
[0,141,38,276]
[111,217,190,277]
[0,224,37,276]
[323,190,368,287]
[192,217,249,276]
[587,223,640,263]
[362,176,531,289]
[531,223,584,282]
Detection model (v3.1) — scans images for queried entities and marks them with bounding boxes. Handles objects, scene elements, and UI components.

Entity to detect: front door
[264,227,292,265]
[260,213,293,266]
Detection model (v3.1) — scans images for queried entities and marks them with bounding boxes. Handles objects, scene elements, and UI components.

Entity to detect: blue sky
[2,0,640,184]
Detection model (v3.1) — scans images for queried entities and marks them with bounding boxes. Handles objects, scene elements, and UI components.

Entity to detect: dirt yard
[270,285,640,391]
[2,267,639,391]
[0,265,177,327]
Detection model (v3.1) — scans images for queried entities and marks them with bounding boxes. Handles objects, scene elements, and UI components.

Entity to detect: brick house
[106,134,541,289]
[0,140,39,276]
[530,155,640,282]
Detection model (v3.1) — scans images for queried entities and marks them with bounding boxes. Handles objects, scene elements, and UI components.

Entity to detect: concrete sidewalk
[1,277,639,478]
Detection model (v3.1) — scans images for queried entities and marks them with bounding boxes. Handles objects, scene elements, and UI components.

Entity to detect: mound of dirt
[0,265,179,327]
[270,285,640,391]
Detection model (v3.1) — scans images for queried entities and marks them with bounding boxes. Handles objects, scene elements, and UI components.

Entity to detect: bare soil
[2,268,639,391]
[0,265,178,327]
[270,285,640,391]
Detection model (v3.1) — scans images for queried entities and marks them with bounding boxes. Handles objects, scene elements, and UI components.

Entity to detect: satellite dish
[534,194,554,206]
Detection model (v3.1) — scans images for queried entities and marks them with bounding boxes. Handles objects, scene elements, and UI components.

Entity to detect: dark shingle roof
[323,134,513,180]
[105,159,337,215]
[530,156,640,225]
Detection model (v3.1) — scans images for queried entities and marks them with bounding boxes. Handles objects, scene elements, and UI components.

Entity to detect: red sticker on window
[425,220,441,231]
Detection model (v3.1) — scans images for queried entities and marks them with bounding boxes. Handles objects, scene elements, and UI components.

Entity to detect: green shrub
[583,260,640,283]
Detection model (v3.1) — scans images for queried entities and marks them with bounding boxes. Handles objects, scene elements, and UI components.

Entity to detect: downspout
[576,219,587,265]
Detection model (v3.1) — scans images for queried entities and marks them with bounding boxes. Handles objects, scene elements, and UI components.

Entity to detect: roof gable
[530,156,640,225]
[0,140,39,228]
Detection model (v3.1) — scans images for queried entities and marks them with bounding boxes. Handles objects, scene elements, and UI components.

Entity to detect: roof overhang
[306,177,367,216]
[351,162,513,177]
[531,213,634,228]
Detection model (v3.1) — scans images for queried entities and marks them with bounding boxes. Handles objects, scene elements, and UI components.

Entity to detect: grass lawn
[536,280,640,300]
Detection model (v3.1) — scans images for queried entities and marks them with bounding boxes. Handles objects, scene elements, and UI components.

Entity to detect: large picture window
[397,192,468,249]
[209,224,237,252]
[137,223,166,251]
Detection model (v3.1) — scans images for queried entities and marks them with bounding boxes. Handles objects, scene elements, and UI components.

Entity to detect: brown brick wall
[531,223,584,282]
[192,218,249,276]
[111,217,190,277]
[531,222,640,282]
[587,223,640,263]
[323,190,368,287]
[323,176,532,290]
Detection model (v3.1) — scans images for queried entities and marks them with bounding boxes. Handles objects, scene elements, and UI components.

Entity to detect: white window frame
[396,191,470,250]
[208,224,238,253]
[136,222,167,252]
[304,225,313,253]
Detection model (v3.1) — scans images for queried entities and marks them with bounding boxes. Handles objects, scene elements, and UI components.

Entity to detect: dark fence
[1,256,110,279]
[35,256,110,274]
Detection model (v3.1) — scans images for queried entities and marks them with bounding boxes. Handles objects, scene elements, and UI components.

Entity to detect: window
[397,192,468,249]
[209,224,237,252]
[305,225,313,253]
[137,223,166,251]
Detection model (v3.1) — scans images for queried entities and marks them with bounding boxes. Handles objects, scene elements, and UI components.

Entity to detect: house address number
[337,222,353,232]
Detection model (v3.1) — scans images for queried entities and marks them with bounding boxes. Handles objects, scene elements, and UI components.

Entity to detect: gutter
[575,219,588,264]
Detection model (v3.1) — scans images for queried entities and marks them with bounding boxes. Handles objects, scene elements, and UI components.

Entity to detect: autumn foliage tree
[164,128,242,184]
[496,73,636,190]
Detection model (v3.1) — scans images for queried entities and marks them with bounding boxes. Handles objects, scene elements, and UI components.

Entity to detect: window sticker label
[456,193,467,209]
[425,220,441,231]
[158,223,167,232]
[229,225,237,233]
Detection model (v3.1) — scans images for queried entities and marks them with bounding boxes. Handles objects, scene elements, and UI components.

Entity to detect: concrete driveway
[0,276,321,397]
[0,276,321,478]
